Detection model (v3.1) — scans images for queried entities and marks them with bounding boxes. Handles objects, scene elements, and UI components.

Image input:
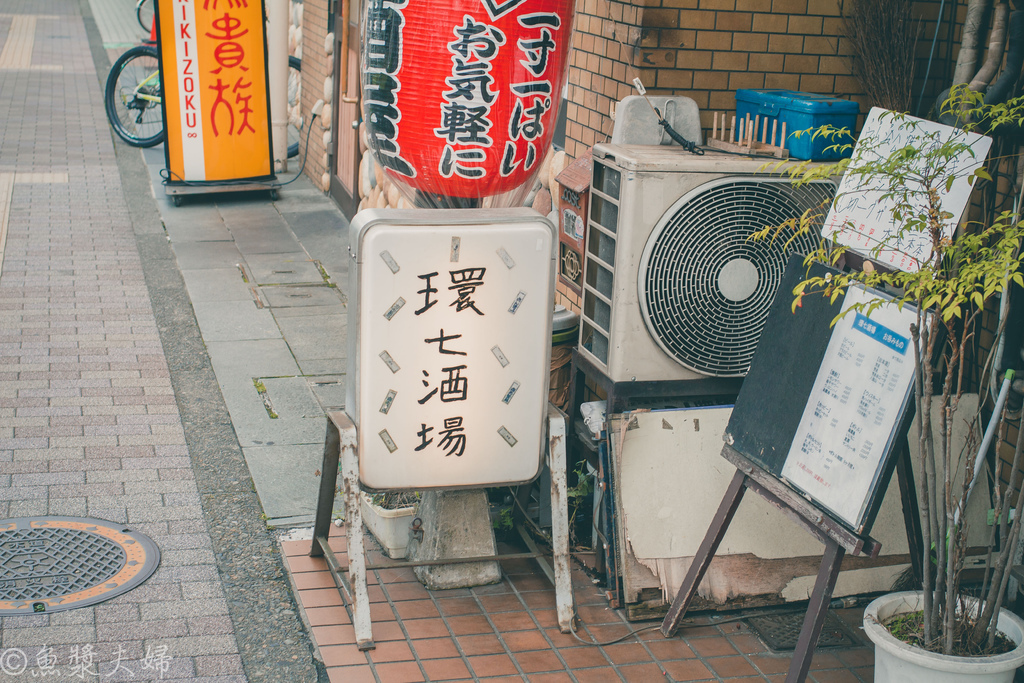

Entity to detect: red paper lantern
[362,0,574,206]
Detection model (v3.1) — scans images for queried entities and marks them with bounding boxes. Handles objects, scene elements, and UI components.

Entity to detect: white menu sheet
[780,286,917,528]
[822,107,991,273]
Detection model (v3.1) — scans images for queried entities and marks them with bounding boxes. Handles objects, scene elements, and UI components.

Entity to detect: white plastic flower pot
[863,591,1024,683]
[359,492,416,559]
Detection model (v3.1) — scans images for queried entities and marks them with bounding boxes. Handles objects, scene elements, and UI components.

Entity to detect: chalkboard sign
[726,255,918,533]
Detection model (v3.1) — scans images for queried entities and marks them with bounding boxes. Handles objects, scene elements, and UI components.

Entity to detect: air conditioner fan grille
[641,179,834,376]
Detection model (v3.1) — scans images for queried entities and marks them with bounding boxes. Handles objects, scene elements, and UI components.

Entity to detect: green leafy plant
[567,459,594,548]
[492,505,514,532]
[761,85,1024,656]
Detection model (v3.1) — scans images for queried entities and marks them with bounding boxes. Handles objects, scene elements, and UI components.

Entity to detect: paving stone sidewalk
[0,1,321,680]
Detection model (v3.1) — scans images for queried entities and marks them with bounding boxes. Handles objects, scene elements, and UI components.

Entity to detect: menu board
[725,256,918,534]
[779,287,916,527]
[822,107,991,273]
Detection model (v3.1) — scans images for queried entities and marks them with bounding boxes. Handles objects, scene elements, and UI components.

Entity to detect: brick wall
[301,0,331,190]
[563,0,642,160]
[564,0,962,161]
[554,283,581,315]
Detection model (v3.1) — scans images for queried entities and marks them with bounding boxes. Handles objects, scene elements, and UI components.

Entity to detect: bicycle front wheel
[104,45,165,148]
[135,0,154,34]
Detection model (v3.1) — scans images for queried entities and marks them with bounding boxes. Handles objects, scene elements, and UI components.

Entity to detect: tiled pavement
[0,1,316,680]
[87,0,140,49]
[0,0,239,675]
[283,528,876,683]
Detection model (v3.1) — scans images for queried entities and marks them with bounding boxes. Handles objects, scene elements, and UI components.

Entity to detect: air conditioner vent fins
[639,179,834,377]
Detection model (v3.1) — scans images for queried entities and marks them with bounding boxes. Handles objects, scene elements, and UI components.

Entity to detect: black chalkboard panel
[727,256,838,475]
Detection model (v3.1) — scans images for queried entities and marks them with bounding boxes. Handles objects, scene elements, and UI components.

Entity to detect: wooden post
[786,540,846,683]
[547,406,575,632]
[337,413,374,650]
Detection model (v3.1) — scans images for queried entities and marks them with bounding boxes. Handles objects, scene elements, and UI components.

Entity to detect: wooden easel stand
[660,445,881,683]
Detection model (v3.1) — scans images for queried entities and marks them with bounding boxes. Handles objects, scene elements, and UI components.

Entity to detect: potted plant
[360,491,419,559]
[765,86,1024,680]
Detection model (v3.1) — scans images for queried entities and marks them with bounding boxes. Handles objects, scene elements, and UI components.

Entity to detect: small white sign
[823,107,992,272]
[781,287,917,528]
[352,210,555,490]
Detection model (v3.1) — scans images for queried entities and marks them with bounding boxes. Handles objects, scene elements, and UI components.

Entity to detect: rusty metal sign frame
[310,405,574,650]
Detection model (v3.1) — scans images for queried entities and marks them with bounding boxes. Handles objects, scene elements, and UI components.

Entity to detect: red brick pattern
[283,527,876,681]
[564,0,960,160]
[300,0,331,188]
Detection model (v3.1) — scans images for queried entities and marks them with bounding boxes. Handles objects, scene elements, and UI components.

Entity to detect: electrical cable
[566,596,858,648]
[988,151,1024,404]
[270,110,320,186]
[569,621,660,646]
[160,110,319,188]
[694,144,776,159]
[630,77,704,155]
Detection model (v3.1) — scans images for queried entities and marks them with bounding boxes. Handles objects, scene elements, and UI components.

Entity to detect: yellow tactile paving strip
[0,15,62,71]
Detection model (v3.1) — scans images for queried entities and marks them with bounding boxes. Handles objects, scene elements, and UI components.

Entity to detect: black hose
[915,0,947,117]
[658,119,704,155]
[653,107,703,155]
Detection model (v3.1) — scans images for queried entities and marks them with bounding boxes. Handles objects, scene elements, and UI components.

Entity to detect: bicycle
[104,26,303,154]
[135,0,153,34]
[105,44,164,148]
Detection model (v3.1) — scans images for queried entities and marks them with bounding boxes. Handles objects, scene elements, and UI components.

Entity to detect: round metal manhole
[0,517,160,615]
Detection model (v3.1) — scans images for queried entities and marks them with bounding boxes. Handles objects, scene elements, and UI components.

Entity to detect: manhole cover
[0,517,160,615]
[746,610,858,652]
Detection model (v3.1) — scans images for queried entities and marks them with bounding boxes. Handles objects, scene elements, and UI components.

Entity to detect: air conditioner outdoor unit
[579,143,836,383]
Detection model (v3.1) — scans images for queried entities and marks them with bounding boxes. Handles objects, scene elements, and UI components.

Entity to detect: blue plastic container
[734,89,859,161]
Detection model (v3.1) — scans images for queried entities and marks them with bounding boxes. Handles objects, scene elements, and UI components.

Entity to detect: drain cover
[0,517,160,615]
[746,610,858,652]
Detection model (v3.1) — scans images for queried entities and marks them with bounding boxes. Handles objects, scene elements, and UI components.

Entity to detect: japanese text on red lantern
[437,18,505,179]
[501,12,560,177]
[364,0,416,177]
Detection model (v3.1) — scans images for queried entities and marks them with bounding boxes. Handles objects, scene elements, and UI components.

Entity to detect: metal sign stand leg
[660,462,868,683]
[547,405,574,632]
[787,539,844,683]
[660,470,747,635]
[311,406,574,644]
[310,412,374,650]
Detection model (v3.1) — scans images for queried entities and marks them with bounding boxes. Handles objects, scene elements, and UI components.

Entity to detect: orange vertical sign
[157,0,273,183]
